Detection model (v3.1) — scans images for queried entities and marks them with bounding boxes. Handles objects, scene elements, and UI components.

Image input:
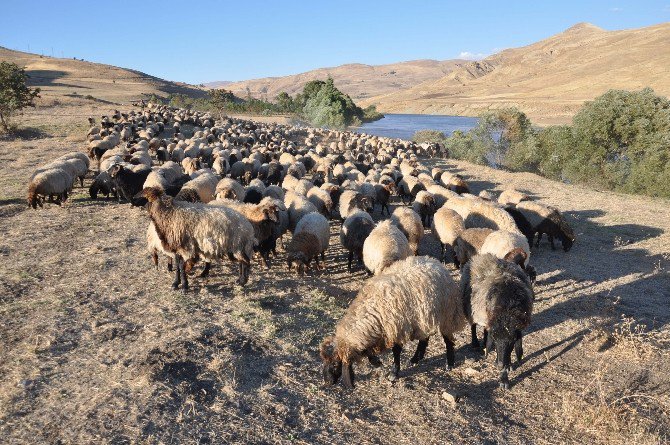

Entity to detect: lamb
[390,207,424,254]
[515,201,576,252]
[286,232,323,275]
[431,207,465,263]
[498,189,529,206]
[210,197,281,269]
[215,178,246,201]
[108,163,151,203]
[140,187,257,291]
[453,228,494,268]
[27,168,71,208]
[373,182,395,215]
[320,256,466,388]
[307,187,334,218]
[412,190,437,227]
[460,254,534,389]
[339,210,375,271]
[362,220,412,275]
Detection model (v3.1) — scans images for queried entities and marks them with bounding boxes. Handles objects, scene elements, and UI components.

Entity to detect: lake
[355,113,478,140]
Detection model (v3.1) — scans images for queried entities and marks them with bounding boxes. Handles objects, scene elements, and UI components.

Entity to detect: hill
[0,46,206,106]
[213,59,468,101]
[362,22,670,125]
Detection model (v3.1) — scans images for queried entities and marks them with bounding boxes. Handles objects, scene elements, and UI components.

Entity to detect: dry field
[0,104,669,444]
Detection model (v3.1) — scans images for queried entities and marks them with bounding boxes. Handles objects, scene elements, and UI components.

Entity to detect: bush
[412,130,447,144]
[0,61,41,132]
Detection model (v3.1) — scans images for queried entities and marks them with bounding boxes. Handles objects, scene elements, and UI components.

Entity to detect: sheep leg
[470,324,480,348]
[410,339,429,364]
[151,250,159,269]
[388,344,403,381]
[365,351,382,368]
[347,251,353,271]
[199,262,211,278]
[443,335,455,371]
[342,362,355,389]
[549,234,556,250]
[167,257,173,272]
[484,330,494,355]
[179,256,189,293]
[171,256,182,290]
[535,232,542,247]
[440,243,445,263]
[513,330,523,368]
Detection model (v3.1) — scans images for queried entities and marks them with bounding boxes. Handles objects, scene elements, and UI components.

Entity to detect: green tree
[0,61,41,132]
[274,91,295,112]
[412,129,447,144]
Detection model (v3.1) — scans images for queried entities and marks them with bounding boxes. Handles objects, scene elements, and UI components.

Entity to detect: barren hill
[362,22,670,125]
[214,59,468,101]
[0,46,206,105]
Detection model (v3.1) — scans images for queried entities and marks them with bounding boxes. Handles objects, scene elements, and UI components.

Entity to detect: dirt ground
[0,104,669,445]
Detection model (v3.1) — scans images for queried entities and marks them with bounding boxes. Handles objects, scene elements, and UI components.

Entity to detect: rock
[442,390,459,405]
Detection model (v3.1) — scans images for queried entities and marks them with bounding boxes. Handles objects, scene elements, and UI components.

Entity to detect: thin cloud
[610,7,623,12]
[458,51,488,61]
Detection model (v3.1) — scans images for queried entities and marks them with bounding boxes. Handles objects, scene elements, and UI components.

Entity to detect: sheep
[284,190,318,232]
[108,163,151,203]
[412,190,437,227]
[307,186,334,218]
[174,171,218,203]
[373,182,395,215]
[446,197,521,235]
[89,170,116,200]
[215,178,246,201]
[390,207,424,254]
[339,210,375,271]
[56,152,90,185]
[294,178,314,196]
[210,197,281,269]
[286,232,323,275]
[243,182,265,204]
[263,184,285,201]
[460,254,534,389]
[441,173,469,194]
[338,190,371,221]
[294,211,330,263]
[140,187,257,291]
[27,168,71,208]
[398,175,425,204]
[478,190,495,201]
[320,256,466,388]
[480,230,536,282]
[362,220,412,275]
[143,162,184,191]
[426,184,458,208]
[515,201,576,252]
[453,228,494,268]
[498,189,529,206]
[431,207,465,264]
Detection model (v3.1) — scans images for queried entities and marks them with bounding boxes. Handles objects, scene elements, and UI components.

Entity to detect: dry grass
[0,104,669,444]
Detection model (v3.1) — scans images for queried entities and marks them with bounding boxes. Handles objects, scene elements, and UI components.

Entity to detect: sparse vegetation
[0,61,40,133]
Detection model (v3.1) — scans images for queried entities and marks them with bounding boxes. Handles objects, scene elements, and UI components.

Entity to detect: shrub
[412,130,447,144]
[0,61,41,132]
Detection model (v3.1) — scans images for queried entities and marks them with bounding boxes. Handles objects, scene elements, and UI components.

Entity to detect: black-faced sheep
[412,190,437,227]
[515,201,576,252]
[320,256,466,388]
[108,163,151,204]
[460,253,534,389]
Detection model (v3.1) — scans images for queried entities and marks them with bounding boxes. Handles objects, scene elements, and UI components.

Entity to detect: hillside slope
[0,46,206,105]
[215,59,468,101]
[362,22,670,124]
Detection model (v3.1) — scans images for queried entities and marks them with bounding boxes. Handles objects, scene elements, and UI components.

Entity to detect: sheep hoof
[171,283,179,291]
[444,362,453,372]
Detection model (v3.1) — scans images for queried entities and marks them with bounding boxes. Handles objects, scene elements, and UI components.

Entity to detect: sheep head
[320,336,342,385]
[140,187,165,203]
[504,248,528,268]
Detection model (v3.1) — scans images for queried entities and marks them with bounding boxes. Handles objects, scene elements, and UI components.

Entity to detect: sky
[1,0,669,84]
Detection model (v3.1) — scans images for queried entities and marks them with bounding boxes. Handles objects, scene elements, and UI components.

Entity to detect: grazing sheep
[412,190,437,227]
[27,168,71,208]
[390,207,424,254]
[515,201,576,252]
[498,189,529,206]
[286,232,323,275]
[461,254,534,389]
[285,190,318,232]
[431,207,465,263]
[339,210,375,271]
[453,228,494,268]
[140,187,257,291]
[320,256,466,388]
[363,220,412,275]
[89,170,116,200]
[447,197,521,235]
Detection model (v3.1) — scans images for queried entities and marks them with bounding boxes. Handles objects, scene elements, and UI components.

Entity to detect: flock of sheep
[26,104,576,390]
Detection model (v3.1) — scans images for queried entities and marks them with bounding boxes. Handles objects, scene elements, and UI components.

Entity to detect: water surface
[356,113,478,140]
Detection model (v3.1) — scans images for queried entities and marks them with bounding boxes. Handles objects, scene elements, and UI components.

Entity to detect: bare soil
[0,105,669,444]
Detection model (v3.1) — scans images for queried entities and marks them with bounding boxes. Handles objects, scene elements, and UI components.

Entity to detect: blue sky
[1,1,669,84]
